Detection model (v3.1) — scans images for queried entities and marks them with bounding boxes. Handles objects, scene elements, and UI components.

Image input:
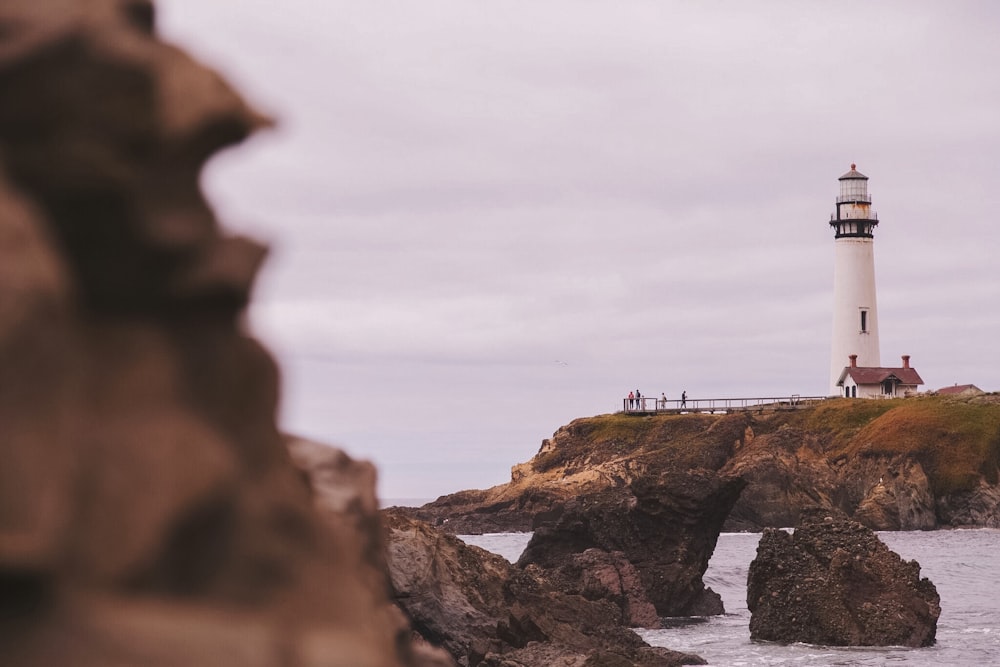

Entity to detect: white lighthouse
[829,164,881,395]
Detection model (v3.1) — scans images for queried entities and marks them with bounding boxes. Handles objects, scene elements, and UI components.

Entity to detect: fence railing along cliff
[621,395,829,414]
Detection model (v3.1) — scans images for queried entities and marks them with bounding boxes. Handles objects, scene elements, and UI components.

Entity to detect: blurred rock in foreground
[0,1,438,664]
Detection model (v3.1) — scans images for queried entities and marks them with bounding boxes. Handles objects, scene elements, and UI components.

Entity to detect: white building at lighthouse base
[835,354,924,399]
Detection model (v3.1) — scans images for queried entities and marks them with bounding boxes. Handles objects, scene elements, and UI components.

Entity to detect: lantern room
[838,163,871,202]
[830,163,878,238]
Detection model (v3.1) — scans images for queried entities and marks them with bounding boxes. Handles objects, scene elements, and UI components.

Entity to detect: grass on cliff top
[826,397,1000,495]
[531,412,744,474]
[762,398,902,447]
[530,397,1000,496]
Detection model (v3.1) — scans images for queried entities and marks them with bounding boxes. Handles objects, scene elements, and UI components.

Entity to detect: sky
[155,1,1000,501]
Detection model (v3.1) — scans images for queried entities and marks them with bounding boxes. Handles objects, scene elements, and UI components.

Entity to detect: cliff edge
[408,395,1000,533]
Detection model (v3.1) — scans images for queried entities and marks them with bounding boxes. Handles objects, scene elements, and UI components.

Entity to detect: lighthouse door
[882,379,894,397]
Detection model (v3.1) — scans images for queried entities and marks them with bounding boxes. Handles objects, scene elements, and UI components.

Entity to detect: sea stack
[747,511,940,647]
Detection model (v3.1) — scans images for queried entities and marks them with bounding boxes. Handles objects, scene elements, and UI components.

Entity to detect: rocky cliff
[409,395,1000,533]
[517,473,744,617]
[383,511,707,667]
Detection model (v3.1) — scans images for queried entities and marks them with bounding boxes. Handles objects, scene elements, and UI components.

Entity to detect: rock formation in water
[746,511,940,647]
[383,511,707,667]
[517,473,745,618]
[407,395,1000,534]
[0,2,436,664]
[541,547,662,630]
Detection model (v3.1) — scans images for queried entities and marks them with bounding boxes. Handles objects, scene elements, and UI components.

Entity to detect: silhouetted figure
[681,390,687,408]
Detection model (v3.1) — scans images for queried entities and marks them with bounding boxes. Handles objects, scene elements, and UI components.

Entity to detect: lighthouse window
[860,310,868,332]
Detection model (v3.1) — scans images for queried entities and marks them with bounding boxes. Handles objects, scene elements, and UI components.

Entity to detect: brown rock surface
[935,479,1000,528]
[720,425,840,530]
[566,549,661,629]
[409,396,1000,536]
[0,2,428,665]
[850,458,937,531]
[384,511,706,667]
[746,512,941,647]
[408,413,746,534]
[517,473,744,617]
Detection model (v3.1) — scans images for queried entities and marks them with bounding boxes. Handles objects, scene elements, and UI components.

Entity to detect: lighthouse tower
[829,164,881,394]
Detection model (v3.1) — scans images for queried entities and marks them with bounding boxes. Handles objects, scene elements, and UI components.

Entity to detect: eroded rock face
[517,473,745,618]
[568,549,661,629]
[936,480,1000,528]
[383,511,707,667]
[402,487,568,534]
[0,2,419,664]
[722,430,940,532]
[746,512,940,647]
[850,458,937,531]
[721,426,840,531]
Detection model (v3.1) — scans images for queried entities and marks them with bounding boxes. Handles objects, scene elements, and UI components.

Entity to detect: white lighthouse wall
[830,237,881,393]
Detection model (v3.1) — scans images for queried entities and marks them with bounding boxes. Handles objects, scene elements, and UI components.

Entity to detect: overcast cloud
[157,1,1000,500]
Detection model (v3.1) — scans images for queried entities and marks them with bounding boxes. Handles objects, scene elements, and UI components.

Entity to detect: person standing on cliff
[635,389,642,411]
[627,390,634,410]
[681,390,687,408]
[660,392,667,409]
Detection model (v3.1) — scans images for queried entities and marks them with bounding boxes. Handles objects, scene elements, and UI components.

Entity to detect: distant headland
[405,392,1000,533]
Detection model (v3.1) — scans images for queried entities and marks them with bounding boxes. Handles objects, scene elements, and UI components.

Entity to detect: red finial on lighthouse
[851,163,856,170]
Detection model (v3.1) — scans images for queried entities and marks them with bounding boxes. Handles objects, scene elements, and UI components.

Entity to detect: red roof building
[836,354,924,399]
[935,384,984,396]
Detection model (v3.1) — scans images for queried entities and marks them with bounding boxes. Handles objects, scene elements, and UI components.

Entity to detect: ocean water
[459,529,1000,666]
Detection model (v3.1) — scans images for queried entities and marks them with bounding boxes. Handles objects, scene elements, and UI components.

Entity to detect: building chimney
[849,354,858,368]
[902,354,910,369]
